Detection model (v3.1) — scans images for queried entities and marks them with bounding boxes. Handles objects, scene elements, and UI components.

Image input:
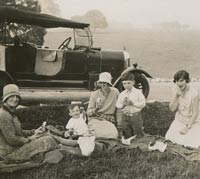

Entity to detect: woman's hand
[169,85,182,112]
[172,85,182,97]
[34,121,47,135]
[179,125,191,135]
[87,108,98,117]
[96,98,103,109]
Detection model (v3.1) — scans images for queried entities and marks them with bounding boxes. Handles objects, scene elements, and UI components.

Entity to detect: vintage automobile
[0,6,152,103]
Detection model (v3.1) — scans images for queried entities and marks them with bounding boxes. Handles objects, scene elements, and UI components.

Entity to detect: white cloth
[165,86,200,148]
[148,140,167,152]
[77,136,95,156]
[165,118,200,148]
[66,114,89,136]
[116,87,146,113]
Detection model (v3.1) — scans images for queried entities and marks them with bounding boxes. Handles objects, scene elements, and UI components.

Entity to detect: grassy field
[2,102,200,179]
[45,29,200,78]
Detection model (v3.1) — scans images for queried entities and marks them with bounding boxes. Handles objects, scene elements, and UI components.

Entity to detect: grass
[2,148,200,179]
[2,102,200,179]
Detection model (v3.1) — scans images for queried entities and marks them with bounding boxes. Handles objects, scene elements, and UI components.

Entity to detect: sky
[50,0,200,28]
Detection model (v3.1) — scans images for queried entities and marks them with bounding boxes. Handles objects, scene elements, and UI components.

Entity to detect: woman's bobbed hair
[173,70,190,83]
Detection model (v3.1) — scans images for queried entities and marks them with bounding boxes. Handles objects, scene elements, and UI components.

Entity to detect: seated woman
[0,84,58,163]
[87,72,119,139]
[165,70,200,148]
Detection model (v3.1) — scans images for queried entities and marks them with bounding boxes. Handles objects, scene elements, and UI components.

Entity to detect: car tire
[116,73,150,98]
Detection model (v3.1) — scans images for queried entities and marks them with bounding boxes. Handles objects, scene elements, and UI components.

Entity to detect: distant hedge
[16,102,175,136]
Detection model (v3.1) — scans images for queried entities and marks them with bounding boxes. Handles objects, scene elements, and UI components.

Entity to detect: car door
[60,49,101,89]
[52,50,88,88]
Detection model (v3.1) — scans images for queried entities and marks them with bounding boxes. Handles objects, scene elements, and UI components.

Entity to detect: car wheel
[116,73,150,98]
[133,73,150,98]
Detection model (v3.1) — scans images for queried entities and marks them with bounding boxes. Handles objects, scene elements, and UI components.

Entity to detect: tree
[71,10,108,31]
[38,0,60,16]
[0,0,46,45]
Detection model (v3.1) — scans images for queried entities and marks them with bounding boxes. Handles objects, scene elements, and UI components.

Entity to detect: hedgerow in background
[142,102,175,136]
[16,102,174,136]
[16,105,70,130]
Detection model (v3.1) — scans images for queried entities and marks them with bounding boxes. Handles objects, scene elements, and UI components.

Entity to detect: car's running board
[17,79,87,84]
[20,89,92,105]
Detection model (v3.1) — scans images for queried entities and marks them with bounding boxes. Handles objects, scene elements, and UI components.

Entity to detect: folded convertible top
[0,6,89,29]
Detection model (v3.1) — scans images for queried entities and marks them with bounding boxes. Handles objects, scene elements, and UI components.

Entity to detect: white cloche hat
[97,72,112,86]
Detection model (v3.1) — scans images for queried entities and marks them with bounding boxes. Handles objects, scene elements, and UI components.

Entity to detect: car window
[74,28,93,48]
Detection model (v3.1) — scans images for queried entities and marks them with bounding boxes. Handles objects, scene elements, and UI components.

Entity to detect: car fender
[113,67,152,87]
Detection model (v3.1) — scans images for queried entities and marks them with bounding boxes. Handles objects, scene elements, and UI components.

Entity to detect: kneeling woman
[165,70,200,148]
[87,72,119,139]
[0,84,57,162]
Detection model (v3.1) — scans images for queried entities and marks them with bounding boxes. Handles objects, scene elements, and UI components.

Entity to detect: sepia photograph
[1,0,200,178]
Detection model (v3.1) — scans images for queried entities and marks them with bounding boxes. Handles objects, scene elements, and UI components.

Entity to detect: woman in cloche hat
[87,72,119,139]
[0,84,58,163]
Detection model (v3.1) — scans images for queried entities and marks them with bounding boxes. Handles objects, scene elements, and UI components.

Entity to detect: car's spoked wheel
[0,84,3,99]
[133,73,149,98]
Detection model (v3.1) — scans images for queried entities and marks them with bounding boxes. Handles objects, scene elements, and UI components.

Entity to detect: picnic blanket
[1,134,200,173]
[125,134,200,161]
